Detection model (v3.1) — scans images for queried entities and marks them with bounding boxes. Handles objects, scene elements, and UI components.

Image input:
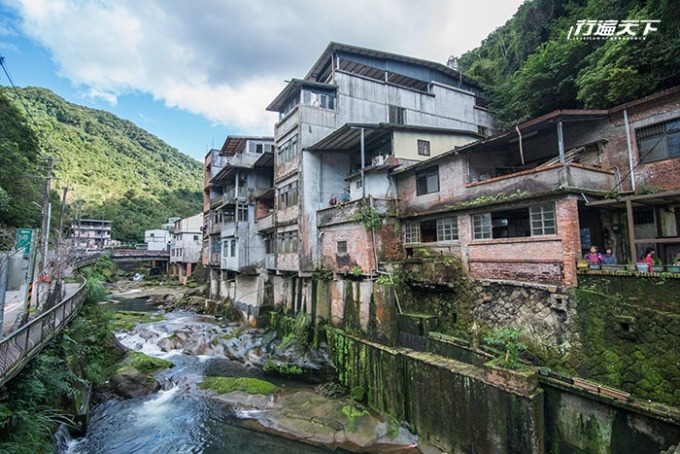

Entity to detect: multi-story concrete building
[70,218,112,250]
[170,213,202,284]
[204,136,274,304]
[264,42,495,309]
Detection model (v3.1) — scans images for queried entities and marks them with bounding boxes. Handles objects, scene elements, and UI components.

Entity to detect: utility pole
[40,157,53,276]
[47,185,68,309]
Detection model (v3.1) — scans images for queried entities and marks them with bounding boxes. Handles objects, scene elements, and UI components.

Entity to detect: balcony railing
[257,213,274,231]
[464,163,616,200]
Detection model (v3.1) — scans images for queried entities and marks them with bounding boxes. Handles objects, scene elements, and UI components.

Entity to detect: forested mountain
[459,0,680,127]
[0,86,203,242]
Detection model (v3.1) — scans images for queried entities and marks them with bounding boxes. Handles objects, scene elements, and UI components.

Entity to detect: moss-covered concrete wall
[326,329,544,453]
[544,384,680,454]
[571,284,680,406]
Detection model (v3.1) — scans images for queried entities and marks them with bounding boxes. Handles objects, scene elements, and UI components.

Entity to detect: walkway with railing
[0,279,86,387]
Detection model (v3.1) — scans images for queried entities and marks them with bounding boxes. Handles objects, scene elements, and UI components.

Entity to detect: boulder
[110,367,161,398]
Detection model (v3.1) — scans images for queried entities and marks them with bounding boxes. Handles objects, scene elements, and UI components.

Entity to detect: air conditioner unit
[372,155,385,166]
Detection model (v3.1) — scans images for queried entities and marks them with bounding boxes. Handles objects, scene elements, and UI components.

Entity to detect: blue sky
[0,0,524,162]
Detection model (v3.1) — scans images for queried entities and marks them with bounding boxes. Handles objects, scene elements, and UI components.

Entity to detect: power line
[0,56,52,151]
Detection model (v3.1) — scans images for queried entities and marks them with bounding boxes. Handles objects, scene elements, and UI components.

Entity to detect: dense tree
[1,87,203,243]
[459,0,680,128]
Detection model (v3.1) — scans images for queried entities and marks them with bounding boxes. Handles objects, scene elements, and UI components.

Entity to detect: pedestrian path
[2,282,81,337]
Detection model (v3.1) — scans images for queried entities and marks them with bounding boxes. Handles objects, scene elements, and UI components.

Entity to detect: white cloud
[5,0,524,133]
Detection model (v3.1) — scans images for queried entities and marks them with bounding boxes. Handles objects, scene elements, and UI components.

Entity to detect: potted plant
[651,258,664,273]
[483,328,538,395]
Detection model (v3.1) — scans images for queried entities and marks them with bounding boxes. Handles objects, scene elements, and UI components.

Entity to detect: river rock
[211,389,419,453]
[110,368,161,398]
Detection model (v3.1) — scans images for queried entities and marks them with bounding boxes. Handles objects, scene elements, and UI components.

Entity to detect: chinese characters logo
[567,20,660,40]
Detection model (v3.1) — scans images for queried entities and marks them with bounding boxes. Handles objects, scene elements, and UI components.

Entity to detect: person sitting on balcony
[329,194,338,206]
[602,247,618,265]
[584,245,604,265]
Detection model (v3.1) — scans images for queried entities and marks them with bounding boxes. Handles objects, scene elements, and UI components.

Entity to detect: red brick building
[391,87,680,287]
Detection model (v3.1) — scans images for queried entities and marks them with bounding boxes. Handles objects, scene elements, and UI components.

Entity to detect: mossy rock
[109,311,165,332]
[117,352,174,375]
[198,376,278,395]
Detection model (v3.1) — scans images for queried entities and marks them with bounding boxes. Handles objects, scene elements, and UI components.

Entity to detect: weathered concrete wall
[571,275,680,407]
[326,330,545,454]
[543,383,680,454]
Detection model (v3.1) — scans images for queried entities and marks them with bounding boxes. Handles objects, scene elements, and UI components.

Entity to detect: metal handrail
[0,277,87,387]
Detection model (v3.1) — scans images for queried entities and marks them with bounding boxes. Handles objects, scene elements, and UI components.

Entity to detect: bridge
[110,249,169,262]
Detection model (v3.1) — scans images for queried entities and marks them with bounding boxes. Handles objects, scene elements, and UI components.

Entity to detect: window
[278,135,299,164]
[302,89,336,110]
[473,213,492,240]
[278,231,298,253]
[230,239,237,257]
[193,235,199,241]
[279,180,299,208]
[473,204,556,240]
[264,233,275,254]
[403,222,420,244]
[478,125,489,137]
[255,143,263,154]
[417,140,431,156]
[237,204,248,222]
[633,208,654,224]
[437,217,459,241]
[416,166,439,196]
[636,117,680,163]
[530,204,556,236]
[389,105,405,124]
[337,240,348,254]
[356,180,362,189]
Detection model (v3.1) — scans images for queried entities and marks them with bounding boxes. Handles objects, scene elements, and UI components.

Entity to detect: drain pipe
[623,109,636,192]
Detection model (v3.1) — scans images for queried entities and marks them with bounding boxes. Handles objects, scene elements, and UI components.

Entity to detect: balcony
[463,163,616,201]
[209,252,220,267]
[318,198,393,227]
[208,222,221,235]
[221,256,238,270]
[257,212,274,231]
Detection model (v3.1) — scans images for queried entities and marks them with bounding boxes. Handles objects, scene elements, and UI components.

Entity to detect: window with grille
[264,233,275,254]
[530,204,556,235]
[403,222,420,243]
[417,140,431,156]
[636,117,680,163]
[437,217,459,241]
[416,166,439,196]
[337,240,348,254]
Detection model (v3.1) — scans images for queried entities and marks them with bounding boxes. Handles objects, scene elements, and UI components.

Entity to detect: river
[60,291,352,454]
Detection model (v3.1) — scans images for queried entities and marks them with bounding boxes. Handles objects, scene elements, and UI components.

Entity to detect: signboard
[15,229,33,256]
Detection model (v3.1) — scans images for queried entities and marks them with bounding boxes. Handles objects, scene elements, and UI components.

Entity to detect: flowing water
[60,292,346,454]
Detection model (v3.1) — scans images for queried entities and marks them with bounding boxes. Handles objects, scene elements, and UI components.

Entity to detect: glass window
[437,217,459,241]
[278,231,298,253]
[636,118,680,163]
[530,204,556,236]
[278,135,299,164]
[403,222,420,244]
[417,140,431,156]
[279,180,299,208]
[389,105,405,124]
[473,213,492,240]
[337,240,348,254]
[416,166,439,196]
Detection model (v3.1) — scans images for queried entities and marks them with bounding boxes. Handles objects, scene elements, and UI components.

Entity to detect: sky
[0,0,525,162]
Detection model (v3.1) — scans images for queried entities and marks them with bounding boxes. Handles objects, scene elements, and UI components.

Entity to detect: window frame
[636,117,680,164]
[415,165,439,196]
[436,216,459,241]
[337,240,348,254]
[403,221,421,244]
[417,139,431,157]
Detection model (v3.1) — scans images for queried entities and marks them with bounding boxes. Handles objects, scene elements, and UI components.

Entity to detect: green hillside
[459,0,680,127]
[0,86,203,242]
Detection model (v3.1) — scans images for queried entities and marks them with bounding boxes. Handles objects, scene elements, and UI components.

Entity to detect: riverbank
[61,279,427,453]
